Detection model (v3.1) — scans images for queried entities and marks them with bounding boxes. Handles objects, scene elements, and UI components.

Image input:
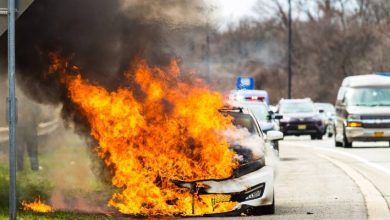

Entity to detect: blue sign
[236,77,254,90]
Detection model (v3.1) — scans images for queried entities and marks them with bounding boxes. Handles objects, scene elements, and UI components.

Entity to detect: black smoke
[0,0,205,104]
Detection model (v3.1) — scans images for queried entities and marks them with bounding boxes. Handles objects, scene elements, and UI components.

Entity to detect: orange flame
[57,57,238,216]
[22,198,53,213]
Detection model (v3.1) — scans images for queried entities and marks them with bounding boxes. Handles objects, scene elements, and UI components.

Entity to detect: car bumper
[180,166,274,215]
[203,165,274,206]
[280,123,324,136]
[346,127,390,142]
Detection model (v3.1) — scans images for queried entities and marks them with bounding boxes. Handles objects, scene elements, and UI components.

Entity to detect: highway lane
[216,136,390,219]
[188,137,380,220]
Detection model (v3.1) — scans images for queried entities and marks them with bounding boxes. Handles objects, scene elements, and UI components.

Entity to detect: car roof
[218,106,252,115]
[315,102,333,106]
[279,98,312,103]
[342,74,390,88]
[230,90,268,95]
[228,100,268,107]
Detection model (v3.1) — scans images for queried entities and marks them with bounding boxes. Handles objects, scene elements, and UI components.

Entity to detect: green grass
[0,129,115,219]
[0,209,113,220]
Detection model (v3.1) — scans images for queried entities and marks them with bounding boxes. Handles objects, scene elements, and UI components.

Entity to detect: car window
[315,104,336,114]
[279,102,315,113]
[226,112,259,135]
[345,87,390,106]
[241,103,269,121]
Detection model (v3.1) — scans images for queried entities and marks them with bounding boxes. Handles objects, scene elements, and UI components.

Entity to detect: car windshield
[240,103,269,121]
[345,87,390,106]
[315,104,336,114]
[279,102,315,113]
[226,112,258,134]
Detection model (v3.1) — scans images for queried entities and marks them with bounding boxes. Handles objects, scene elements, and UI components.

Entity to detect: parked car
[178,106,283,215]
[227,100,282,151]
[315,103,336,137]
[334,74,390,148]
[276,98,325,140]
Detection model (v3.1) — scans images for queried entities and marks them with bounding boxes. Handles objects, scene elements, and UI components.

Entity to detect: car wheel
[327,132,333,138]
[251,194,275,215]
[317,134,323,140]
[273,141,279,151]
[310,135,316,140]
[334,127,343,147]
[342,133,352,148]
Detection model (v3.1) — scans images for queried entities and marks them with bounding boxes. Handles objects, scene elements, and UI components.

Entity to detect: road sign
[236,77,254,90]
[0,0,34,35]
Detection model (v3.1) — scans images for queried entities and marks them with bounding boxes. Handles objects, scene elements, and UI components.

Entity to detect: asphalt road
[202,136,390,220]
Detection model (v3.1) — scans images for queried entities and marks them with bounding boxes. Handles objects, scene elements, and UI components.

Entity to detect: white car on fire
[178,107,282,215]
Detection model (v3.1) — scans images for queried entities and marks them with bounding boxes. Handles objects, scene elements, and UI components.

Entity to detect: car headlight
[347,114,361,121]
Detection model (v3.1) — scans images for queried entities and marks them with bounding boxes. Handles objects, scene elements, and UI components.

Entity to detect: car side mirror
[266,130,284,142]
[274,114,283,120]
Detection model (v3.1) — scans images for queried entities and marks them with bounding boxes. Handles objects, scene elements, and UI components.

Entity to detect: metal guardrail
[0,118,60,143]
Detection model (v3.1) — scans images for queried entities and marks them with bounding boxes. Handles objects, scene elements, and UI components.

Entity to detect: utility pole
[206,23,210,79]
[287,0,292,99]
[8,0,17,218]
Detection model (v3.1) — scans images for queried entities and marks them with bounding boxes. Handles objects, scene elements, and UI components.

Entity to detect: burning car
[58,57,281,216]
[178,107,282,215]
[226,98,282,151]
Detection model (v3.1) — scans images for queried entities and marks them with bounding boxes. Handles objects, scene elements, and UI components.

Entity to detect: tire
[334,126,343,147]
[251,194,275,215]
[273,141,279,152]
[317,134,323,140]
[310,135,316,140]
[342,133,352,148]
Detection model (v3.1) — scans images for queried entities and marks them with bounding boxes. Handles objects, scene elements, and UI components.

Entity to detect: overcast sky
[212,0,359,30]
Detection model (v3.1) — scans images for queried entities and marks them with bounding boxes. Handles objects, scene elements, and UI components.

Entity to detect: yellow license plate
[374,131,384,138]
[298,124,306,130]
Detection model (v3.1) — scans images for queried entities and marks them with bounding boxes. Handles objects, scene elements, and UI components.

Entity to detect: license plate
[374,131,384,138]
[298,124,306,130]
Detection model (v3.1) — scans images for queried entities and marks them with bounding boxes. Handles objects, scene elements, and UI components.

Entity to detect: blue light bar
[376,72,390,77]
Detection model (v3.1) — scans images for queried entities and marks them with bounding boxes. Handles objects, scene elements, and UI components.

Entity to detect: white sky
[213,0,360,26]
[215,0,258,21]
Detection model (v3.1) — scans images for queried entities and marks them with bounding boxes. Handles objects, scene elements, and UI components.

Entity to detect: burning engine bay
[49,54,274,216]
[176,113,276,216]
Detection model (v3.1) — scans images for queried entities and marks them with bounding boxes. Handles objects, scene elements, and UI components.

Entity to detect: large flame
[56,58,239,216]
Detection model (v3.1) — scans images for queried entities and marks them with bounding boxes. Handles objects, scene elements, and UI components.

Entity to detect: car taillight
[245,96,265,101]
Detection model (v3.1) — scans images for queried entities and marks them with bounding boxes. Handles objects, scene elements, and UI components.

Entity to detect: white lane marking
[320,155,390,220]
[284,141,390,177]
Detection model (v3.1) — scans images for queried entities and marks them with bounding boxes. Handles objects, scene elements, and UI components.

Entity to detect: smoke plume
[0,0,210,213]
[0,0,206,104]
